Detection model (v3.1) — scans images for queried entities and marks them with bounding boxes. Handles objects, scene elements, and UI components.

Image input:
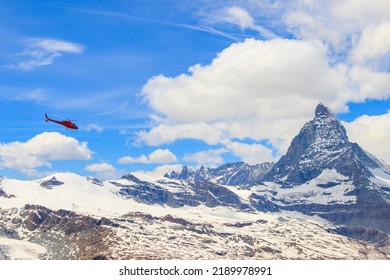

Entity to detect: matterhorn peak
[264,102,390,187]
[315,103,334,118]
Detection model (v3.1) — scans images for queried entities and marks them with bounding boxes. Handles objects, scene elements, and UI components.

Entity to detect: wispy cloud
[219,6,278,39]
[175,23,242,41]
[9,38,84,71]
[71,7,241,41]
[0,86,49,102]
[85,124,104,133]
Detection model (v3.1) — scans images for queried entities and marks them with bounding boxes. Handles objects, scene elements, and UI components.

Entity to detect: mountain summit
[265,103,389,187]
[259,103,390,232]
[315,102,333,117]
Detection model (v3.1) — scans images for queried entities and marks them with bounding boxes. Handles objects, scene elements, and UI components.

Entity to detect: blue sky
[1,0,390,180]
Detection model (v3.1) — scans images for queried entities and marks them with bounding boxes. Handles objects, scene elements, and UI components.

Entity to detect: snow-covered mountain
[264,103,390,185]
[2,170,388,259]
[1,103,390,259]
[260,103,390,233]
[165,162,273,186]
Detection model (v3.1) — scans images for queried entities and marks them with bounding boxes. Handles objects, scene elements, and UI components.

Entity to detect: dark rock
[165,162,273,186]
[330,226,389,247]
[40,176,64,189]
[0,189,15,198]
[118,175,251,210]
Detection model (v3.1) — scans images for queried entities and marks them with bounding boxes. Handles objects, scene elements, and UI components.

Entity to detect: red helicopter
[45,114,79,130]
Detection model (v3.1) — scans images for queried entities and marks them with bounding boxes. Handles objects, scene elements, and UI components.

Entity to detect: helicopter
[45,114,79,130]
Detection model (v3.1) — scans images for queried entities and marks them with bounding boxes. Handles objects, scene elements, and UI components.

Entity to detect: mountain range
[1,103,389,259]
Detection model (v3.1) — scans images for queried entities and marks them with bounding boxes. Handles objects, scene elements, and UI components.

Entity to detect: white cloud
[0,132,92,176]
[0,87,49,102]
[142,38,349,123]
[348,66,390,101]
[221,6,277,39]
[132,1,390,165]
[224,6,255,29]
[200,3,279,40]
[183,148,227,168]
[224,141,276,164]
[136,122,228,146]
[343,112,390,164]
[10,38,84,71]
[349,22,390,64]
[135,164,184,178]
[85,162,119,180]
[139,38,350,151]
[215,6,277,39]
[119,149,178,164]
[331,0,390,25]
[85,162,116,173]
[85,124,104,133]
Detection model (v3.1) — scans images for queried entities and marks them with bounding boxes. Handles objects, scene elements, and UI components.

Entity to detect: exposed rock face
[118,175,251,210]
[166,162,273,186]
[1,205,388,260]
[260,103,390,232]
[39,176,64,189]
[120,104,390,232]
[1,205,120,259]
[0,189,15,198]
[264,103,389,186]
[330,226,390,248]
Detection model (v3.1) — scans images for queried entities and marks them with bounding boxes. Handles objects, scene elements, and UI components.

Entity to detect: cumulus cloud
[134,1,390,165]
[283,0,390,71]
[224,141,276,164]
[118,149,178,164]
[142,38,346,124]
[136,122,228,146]
[183,148,227,168]
[139,38,350,154]
[344,112,390,163]
[348,66,390,101]
[349,22,390,65]
[129,1,390,165]
[85,162,116,173]
[0,132,92,176]
[85,162,119,180]
[135,164,183,178]
[9,38,84,71]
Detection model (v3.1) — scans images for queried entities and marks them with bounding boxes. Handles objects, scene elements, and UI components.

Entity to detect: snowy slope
[0,237,46,260]
[0,170,389,259]
[249,169,357,206]
[0,172,170,218]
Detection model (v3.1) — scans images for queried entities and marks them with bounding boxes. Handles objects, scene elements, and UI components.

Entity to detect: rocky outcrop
[165,162,273,186]
[0,189,15,198]
[118,176,251,210]
[39,176,64,189]
[264,104,388,186]
[257,103,390,233]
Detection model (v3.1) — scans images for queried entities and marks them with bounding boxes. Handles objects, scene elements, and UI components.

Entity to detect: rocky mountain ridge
[165,162,273,186]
